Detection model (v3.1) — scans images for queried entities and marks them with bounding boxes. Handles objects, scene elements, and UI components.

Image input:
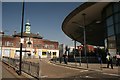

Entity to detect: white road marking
[40,75,48,78]
[46,61,120,78]
[103,73,120,77]
[85,76,93,78]
[47,61,82,71]
[85,76,89,77]
[80,70,89,72]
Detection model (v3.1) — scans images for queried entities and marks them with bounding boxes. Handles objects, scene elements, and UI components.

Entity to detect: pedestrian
[53,55,57,63]
[59,56,62,63]
[63,53,67,64]
[106,53,113,69]
[116,52,120,66]
[39,56,41,59]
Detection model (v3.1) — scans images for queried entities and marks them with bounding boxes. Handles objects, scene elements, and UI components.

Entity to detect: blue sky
[2,2,82,46]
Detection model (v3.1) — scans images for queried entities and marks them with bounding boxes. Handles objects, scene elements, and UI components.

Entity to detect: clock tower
[25,20,31,34]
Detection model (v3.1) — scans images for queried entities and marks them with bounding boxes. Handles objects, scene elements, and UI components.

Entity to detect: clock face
[26,26,30,33]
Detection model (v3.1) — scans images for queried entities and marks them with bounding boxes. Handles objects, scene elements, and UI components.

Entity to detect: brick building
[0,21,59,59]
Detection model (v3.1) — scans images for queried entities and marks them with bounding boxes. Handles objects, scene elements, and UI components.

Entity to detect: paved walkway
[1,61,34,80]
[25,58,120,77]
[50,60,120,77]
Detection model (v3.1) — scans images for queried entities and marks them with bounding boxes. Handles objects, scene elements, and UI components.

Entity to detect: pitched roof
[2,35,14,38]
[13,32,43,39]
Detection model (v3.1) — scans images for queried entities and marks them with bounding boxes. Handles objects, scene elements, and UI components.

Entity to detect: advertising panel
[109,49,117,57]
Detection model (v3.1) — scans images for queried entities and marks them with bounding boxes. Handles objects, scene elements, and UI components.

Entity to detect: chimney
[36,32,39,35]
[0,31,4,35]
[14,31,17,35]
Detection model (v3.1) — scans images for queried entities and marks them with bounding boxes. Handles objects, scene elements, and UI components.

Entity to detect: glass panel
[108,36,116,49]
[107,25,114,36]
[53,52,56,55]
[106,16,113,26]
[42,52,46,55]
[114,13,120,23]
[117,46,120,52]
[115,23,120,34]
[106,5,113,17]
[116,34,120,46]
[113,2,120,13]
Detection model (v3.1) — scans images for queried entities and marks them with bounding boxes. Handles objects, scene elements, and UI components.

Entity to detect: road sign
[20,38,24,43]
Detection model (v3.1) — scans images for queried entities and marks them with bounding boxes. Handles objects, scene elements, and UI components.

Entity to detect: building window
[116,34,120,46]
[26,38,29,41]
[106,16,113,26]
[44,44,49,49]
[49,45,54,49]
[33,44,42,48]
[116,34,120,52]
[113,2,120,13]
[53,52,56,56]
[114,13,120,24]
[108,36,116,49]
[5,41,13,47]
[107,25,114,36]
[103,3,120,52]
[42,52,46,56]
[115,23,120,34]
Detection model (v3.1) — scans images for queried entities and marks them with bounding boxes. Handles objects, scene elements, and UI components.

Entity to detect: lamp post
[19,1,25,75]
[72,13,88,68]
[77,45,82,66]
[74,40,76,50]
[74,40,77,65]
[82,13,88,68]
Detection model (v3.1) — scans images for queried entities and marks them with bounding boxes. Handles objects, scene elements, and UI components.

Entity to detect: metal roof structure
[62,2,110,46]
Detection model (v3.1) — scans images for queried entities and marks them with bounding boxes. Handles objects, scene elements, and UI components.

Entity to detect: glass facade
[103,2,120,55]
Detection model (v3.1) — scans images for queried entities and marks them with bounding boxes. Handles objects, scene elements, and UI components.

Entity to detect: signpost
[18,1,25,75]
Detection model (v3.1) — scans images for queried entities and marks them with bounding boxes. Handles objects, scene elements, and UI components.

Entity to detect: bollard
[28,62,31,74]
[38,60,41,78]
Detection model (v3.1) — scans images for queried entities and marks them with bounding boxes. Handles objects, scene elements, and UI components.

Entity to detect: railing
[51,56,117,70]
[22,61,39,78]
[2,56,40,79]
[51,57,104,70]
[52,57,102,63]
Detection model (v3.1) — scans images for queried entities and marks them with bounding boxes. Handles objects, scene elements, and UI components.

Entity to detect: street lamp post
[74,40,76,50]
[74,40,77,66]
[82,13,88,68]
[72,13,88,68]
[19,1,25,75]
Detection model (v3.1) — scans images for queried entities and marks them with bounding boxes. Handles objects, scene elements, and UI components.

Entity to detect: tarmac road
[27,59,120,79]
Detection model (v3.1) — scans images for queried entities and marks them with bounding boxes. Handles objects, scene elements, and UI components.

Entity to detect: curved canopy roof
[62,2,110,46]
